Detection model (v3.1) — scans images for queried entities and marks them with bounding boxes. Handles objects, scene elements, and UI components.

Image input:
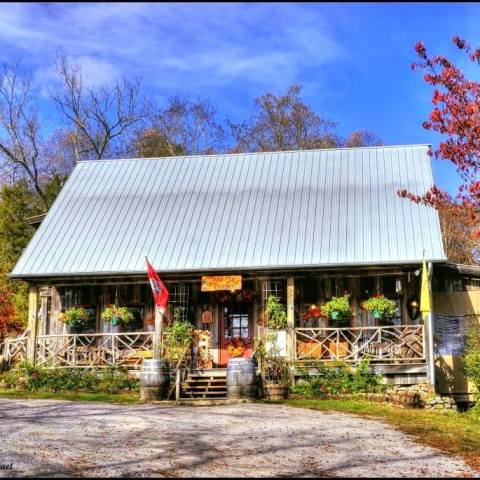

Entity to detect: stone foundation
[385,383,457,410]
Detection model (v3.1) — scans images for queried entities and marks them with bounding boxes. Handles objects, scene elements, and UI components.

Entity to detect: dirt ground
[0,398,477,478]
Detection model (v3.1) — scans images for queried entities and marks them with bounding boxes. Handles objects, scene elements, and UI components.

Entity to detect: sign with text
[201,275,242,292]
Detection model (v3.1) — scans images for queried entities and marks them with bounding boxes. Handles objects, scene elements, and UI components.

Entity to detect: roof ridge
[77,143,432,164]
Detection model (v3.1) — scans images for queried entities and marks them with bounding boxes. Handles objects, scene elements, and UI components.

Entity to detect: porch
[8,268,429,383]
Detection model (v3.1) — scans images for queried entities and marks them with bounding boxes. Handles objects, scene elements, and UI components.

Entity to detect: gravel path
[0,398,476,478]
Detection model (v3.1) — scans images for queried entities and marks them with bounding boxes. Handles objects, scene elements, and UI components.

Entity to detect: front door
[219,303,253,367]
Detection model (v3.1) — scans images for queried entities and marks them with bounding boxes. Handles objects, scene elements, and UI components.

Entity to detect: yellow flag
[420,258,431,314]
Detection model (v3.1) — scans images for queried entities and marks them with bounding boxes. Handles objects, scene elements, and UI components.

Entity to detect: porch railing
[295,325,426,363]
[35,331,154,369]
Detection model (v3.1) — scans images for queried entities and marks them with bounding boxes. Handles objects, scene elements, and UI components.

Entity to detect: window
[168,283,191,322]
[223,304,250,338]
[262,279,286,306]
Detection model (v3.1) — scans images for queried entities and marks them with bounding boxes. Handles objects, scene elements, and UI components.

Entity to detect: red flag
[146,260,169,310]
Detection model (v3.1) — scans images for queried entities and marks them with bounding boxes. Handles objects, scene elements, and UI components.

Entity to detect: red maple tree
[399,36,480,239]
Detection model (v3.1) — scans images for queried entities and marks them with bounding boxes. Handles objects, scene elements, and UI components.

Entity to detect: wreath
[227,336,246,357]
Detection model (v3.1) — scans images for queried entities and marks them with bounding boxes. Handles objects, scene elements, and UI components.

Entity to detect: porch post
[286,277,295,362]
[26,286,39,363]
[426,262,436,390]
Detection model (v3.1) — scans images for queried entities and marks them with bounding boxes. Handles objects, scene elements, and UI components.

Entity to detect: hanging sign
[201,275,242,292]
[201,310,214,324]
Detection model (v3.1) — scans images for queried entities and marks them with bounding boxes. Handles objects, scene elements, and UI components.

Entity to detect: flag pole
[153,305,165,360]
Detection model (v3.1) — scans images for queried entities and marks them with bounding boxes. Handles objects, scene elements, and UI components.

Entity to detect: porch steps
[181,369,227,399]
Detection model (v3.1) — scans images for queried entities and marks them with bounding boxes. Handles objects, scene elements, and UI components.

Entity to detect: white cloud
[0,3,343,94]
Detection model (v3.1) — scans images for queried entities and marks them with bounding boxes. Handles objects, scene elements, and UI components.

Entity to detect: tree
[0,180,41,327]
[404,37,480,238]
[344,130,383,148]
[152,96,226,155]
[229,84,339,153]
[438,203,479,264]
[51,54,147,162]
[0,63,50,209]
[130,127,184,158]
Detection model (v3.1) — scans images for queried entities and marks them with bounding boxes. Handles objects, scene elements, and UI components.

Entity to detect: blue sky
[0,2,479,194]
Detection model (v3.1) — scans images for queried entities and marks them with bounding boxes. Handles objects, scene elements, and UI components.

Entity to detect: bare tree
[344,130,383,148]
[51,54,147,161]
[0,63,49,209]
[152,96,226,155]
[229,84,340,153]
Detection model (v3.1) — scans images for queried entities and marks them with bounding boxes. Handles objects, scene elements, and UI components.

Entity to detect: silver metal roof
[11,145,447,278]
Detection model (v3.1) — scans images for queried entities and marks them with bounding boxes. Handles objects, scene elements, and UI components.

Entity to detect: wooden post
[153,306,165,360]
[26,286,39,363]
[286,277,295,362]
[175,369,181,401]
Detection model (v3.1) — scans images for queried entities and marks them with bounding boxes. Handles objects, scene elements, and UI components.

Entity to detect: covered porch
[12,267,428,380]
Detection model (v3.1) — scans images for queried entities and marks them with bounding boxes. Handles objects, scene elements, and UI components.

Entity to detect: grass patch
[0,388,140,404]
[285,398,480,471]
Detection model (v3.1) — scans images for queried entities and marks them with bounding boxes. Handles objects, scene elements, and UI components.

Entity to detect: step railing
[295,324,425,363]
[2,329,30,366]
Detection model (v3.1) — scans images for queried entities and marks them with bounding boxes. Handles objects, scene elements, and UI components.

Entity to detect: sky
[0,2,479,194]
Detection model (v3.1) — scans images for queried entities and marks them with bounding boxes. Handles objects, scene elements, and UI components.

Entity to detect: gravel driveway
[0,398,476,477]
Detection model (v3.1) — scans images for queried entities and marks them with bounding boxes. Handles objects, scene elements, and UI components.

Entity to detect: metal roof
[11,144,447,278]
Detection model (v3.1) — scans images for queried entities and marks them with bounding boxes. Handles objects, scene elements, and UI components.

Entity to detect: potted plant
[265,295,288,356]
[257,338,291,400]
[101,305,134,333]
[320,295,352,327]
[361,294,398,325]
[59,307,90,334]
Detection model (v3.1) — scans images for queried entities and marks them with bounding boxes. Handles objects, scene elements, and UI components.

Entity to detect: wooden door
[219,303,253,367]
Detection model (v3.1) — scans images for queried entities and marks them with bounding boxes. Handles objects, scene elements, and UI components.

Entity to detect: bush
[463,325,480,414]
[163,320,193,362]
[0,363,138,393]
[464,326,480,391]
[292,357,386,397]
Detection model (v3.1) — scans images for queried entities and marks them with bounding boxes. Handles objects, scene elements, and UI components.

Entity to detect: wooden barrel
[140,359,170,401]
[226,358,256,399]
[264,382,287,401]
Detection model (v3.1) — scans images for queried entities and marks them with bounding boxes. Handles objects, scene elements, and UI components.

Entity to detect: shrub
[0,362,138,393]
[292,357,386,397]
[163,320,193,361]
[463,325,480,415]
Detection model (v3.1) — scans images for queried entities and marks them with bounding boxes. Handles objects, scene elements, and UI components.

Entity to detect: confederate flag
[146,259,169,310]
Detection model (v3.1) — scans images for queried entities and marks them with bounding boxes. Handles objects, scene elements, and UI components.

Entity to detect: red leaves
[406,35,480,238]
[415,41,427,58]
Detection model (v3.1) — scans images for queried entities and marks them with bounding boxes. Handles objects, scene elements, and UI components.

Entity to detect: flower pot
[373,310,384,319]
[330,311,340,320]
[146,323,155,332]
[67,325,81,334]
[110,323,122,334]
[264,382,288,401]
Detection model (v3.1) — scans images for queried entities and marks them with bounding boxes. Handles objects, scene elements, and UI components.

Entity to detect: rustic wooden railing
[295,325,426,363]
[2,330,29,365]
[35,332,154,369]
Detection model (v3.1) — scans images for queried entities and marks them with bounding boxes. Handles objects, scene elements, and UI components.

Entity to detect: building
[7,144,476,397]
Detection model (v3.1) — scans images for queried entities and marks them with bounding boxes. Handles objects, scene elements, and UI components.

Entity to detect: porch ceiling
[11,145,446,279]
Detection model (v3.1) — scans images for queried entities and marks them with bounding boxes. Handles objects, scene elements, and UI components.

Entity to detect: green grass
[0,388,140,404]
[285,398,480,471]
